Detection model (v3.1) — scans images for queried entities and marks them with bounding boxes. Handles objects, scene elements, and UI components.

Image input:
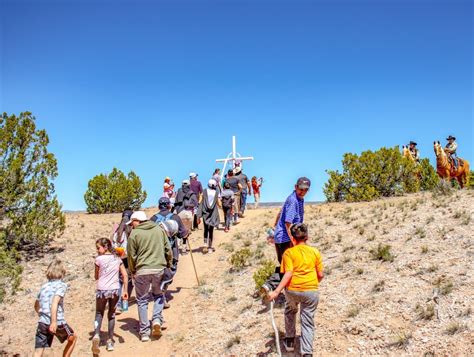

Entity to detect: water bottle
[122,299,129,312]
[266,228,275,238]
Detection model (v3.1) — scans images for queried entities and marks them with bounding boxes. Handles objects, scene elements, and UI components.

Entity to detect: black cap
[296,177,311,189]
[409,141,417,146]
[446,135,456,141]
[158,197,171,208]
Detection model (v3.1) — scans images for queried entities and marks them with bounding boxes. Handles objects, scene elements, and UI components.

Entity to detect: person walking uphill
[197,179,220,254]
[268,223,324,357]
[272,177,311,263]
[126,211,173,342]
[189,172,203,230]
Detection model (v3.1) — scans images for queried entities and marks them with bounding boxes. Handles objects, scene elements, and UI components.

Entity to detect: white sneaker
[91,334,100,354]
[152,322,162,337]
[106,340,114,351]
[141,335,150,342]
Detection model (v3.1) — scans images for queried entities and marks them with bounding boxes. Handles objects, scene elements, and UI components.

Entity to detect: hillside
[0,190,473,356]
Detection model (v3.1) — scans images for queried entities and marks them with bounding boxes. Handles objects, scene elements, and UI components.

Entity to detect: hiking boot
[152,321,162,337]
[91,334,100,354]
[106,340,114,352]
[283,337,295,352]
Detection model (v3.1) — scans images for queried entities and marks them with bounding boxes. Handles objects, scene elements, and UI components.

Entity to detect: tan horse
[402,146,416,162]
[433,141,470,188]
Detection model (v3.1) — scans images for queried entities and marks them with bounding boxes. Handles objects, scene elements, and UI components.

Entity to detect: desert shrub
[370,243,394,262]
[229,248,252,271]
[1,112,65,302]
[252,259,276,289]
[324,146,420,202]
[415,303,435,320]
[84,168,147,213]
[432,180,453,196]
[419,158,439,191]
[445,321,467,335]
[469,171,474,189]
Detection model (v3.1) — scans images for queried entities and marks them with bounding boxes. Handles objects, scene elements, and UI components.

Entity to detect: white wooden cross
[216,136,254,176]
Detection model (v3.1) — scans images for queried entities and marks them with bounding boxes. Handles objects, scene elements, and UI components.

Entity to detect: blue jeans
[240,191,248,213]
[134,272,165,336]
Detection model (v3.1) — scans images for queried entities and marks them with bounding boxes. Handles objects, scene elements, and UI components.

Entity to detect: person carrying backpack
[174,180,198,249]
[220,182,234,233]
[150,197,189,308]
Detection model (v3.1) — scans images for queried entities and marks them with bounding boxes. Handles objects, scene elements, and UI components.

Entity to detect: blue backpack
[153,212,174,223]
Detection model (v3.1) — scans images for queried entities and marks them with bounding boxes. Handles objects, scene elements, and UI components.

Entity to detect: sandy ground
[1,190,473,356]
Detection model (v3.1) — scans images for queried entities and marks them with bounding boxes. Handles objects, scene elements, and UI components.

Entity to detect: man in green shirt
[127,211,172,342]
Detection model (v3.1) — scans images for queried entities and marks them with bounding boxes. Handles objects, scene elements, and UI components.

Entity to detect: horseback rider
[408,141,420,163]
[445,135,458,170]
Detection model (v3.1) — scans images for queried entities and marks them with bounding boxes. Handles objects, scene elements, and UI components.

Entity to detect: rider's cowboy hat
[446,135,456,141]
[409,141,417,146]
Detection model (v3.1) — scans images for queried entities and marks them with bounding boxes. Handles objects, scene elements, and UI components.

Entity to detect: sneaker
[140,334,150,342]
[106,340,114,352]
[152,322,162,337]
[91,334,100,354]
[283,337,295,352]
[208,248,214,254]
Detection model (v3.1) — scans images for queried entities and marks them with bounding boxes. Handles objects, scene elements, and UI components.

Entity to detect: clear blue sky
[1,0,472,210]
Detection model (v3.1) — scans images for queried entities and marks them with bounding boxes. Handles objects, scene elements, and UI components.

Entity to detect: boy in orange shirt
[268,223,323,357]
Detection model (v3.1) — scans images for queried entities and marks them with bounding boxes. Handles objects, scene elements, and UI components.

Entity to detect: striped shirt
[274,191,304,244]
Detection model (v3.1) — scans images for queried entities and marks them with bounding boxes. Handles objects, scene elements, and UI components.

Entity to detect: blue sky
[1,0,472,210]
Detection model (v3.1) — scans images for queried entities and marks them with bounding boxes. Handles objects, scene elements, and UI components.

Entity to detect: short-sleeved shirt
[37,280,68,325]
[95,254,123,291]
[226,177,240,193]
[274,191,304,244]
[190,180,203,197]
[235,173,249,193]
[281,245,323,291]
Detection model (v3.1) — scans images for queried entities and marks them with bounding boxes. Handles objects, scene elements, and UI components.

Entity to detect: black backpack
[221,194,233,209]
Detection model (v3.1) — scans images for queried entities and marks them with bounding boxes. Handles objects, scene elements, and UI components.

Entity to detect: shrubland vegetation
[84,168,147,213]
[324,146,439,202]
[1,112,65,302]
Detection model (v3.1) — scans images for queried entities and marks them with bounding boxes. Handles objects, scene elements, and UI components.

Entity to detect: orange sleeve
[281,250,293,273]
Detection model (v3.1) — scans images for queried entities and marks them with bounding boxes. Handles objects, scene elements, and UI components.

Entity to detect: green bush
[419,158,439,191]
[84,168,147,213]
[370,243,394,262]
[1,112,64,302]
[252,259,276,289]
[324,146,429,202]
[229,248,252,271]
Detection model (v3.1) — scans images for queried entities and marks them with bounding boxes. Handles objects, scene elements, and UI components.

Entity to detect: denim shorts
[35,322,74,348]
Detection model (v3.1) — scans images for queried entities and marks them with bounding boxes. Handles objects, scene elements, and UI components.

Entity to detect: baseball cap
[208,179,217,188]
[158,196,171,208]
[189,172,198,178]
[182,179,190,185]
[296,177,311,189]
[126,211,147,225]
[233,166,242,174]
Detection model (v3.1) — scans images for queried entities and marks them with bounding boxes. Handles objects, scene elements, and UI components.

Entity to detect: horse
[402,146,415,162]
[433,141,470,188]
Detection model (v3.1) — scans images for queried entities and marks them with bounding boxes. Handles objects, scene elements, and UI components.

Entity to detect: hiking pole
[270,300,282,357]
[186,235,200,286]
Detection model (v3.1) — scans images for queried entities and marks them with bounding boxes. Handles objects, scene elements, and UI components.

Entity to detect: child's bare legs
[63,334,77,357]
[34,348,45,357]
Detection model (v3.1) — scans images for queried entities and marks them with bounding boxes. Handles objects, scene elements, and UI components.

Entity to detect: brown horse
[433,141,470,188]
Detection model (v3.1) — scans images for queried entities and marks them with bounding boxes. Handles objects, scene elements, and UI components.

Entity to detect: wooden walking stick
[186,235,200,286]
